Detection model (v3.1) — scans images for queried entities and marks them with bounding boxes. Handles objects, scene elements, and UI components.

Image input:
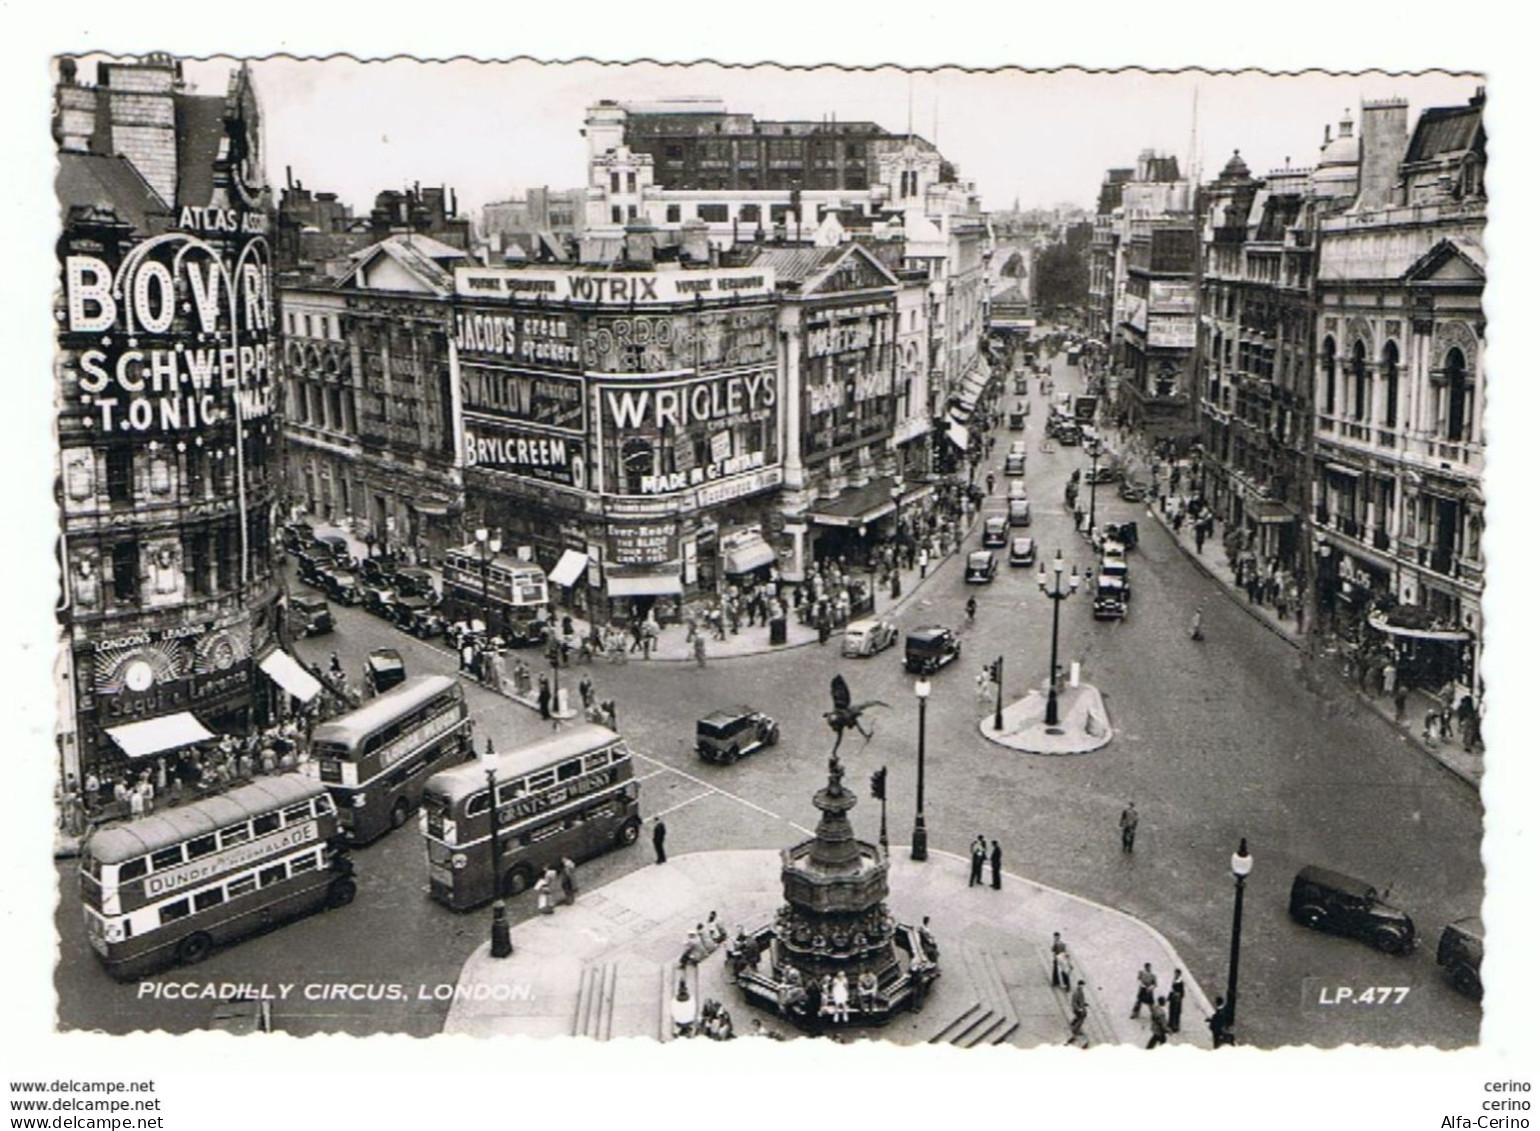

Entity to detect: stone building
[53,55,285,784]
[1313,93,1486,691]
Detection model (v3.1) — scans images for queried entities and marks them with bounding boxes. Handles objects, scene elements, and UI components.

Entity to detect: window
[1444,348,1471,443]
[194,888,225,912]
[227,874,258,898]
[626,172,636,193]
[528,769,557,791]
[698,204,729,223]
[219,825,251,849]
[739,204,761,223]
[158,898,191,925]
[110,540,140,603]
[183,532,209,597]
[289,851,319,874]
[151,846,184,870]
[1351,341,1369,421]
[557,759,581,782]
[627,205,637,221]
[666,204,681,223]
[283,804,312,825]
[1382,342,1399,428]
[582,752,610,773]
[611,206,622,224]
[254,813,280,836]
[315,795,334,817]
[105,445,134,504]
[1321,337,1337,414]
[610,172,620,194]
[187,835,217,859]
[258,864,287,888]
[118,857,147,882]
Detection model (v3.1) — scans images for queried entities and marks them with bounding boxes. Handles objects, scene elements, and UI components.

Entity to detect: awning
[106,712,215,760]
[1324,461,1362,479]
[606,568,684,598]
[1368,611,1472,643]
[1246,500,1297,526]
[806,476,899,528]
[548,548,590,588]
[945,420,971,450]
[259,649,323,704]
[724,536,778,574]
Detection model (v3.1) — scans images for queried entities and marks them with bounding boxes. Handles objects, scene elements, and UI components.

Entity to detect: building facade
[1313,94,1486,690]
[53,55,285,784]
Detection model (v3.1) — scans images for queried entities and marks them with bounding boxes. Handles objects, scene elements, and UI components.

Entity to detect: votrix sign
[454,266,774,307]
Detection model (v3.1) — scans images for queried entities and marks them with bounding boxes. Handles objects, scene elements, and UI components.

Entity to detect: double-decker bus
[78,774,354,980]
[309,674,473,845]
[440,544,550,646]
[420,724,641,911]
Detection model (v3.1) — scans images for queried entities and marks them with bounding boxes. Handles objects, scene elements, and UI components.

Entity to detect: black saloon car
[1288,865,1416,955]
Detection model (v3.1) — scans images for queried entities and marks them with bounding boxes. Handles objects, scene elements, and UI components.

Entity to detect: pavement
[443,847,1213,1049]
[1125,476,1482,790]
[975,683,1112,755]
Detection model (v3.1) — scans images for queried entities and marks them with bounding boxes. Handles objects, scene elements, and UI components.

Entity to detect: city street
[54,349,1481,1046]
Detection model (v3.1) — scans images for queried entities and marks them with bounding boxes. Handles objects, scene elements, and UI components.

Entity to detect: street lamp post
[890,484,904,599]
[1224,838,1252,1044]
[486,755,513,958]
[1087,439,1103,540]
[910,679,931,861]
[993,655,1005,731]
[1036,551,1080,727]
[474,526,501,638]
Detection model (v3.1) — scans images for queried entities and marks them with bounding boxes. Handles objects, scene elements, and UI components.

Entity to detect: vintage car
[391,567,437,599]
[905,626,962,674]
[358,558,394,587]
[311,531,352,565]
[1119,478,1147,502]
[1013,375,1029,396]
[1084,463,1118,485]
[296,550,328,588]
[1436,918,1483,1000]
[1056,424,1081,446]
[1008,536,1037,568]
[392,595,446,639]
[964,550,998,585]
[1008,411,1026,431]
[842,617,900,658]
[361,583,397,618]
[1092,575,1129,620]
[981,516,1009,548]
[317,566,362,606]
[1004,453,1027,477]
[1008,440,1028,457]
[282,521,315,555]
[696,707,780,764]
[1007,498,1032,527]
[1098,556,1131,601]
[1288,865,1416,955]
[1007,480,1029,500]
[364,648,407,696]
[287,594,334,637]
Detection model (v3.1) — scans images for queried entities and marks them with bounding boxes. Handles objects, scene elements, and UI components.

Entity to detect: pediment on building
[803,243,899,296]
[1404,237,1486,285]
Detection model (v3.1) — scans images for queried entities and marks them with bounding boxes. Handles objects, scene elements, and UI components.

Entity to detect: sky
[174,58,1484,219]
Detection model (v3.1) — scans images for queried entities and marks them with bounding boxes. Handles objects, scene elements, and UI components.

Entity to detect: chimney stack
[1357,98,1409,211]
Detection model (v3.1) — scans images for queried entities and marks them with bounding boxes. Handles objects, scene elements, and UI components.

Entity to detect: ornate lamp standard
[474,526,501,636]
[910,678,931,861]
[1086,438,1103,539]
[1035,550,1080,726]
[1224,838,1253,1043]
[486,746,512,958]
[890,483,904,599]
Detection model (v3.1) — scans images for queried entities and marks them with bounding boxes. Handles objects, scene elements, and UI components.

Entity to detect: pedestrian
[694,634,707,667]
[1206,995,1234,1048]
[535,868,554,914]
[1066,979,1089,1047]
[1190,608,1204,641]
[1168,968,1186,1032]
[986,472,996,495]
[1119,801,1139,854]
[1050,931,1070,989]
[1393,683,1408,723]
[1131,962,1157,1019]
[652,816,667,865]
[918,546,929,579]
[968,835,987,887]
[1146,996,1169,1048]
[579,675,594,710]
[537,675,551,720]
[989,839,1003,889]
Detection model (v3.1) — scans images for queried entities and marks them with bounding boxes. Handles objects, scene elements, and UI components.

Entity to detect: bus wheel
[326,877,358,908]
[616,818,641,847]
[503,866,535,897]
[390,798,411,829]
[175,932,213,966]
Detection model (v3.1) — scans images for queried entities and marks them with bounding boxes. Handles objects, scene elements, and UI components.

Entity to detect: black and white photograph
[5,5,1534,1126]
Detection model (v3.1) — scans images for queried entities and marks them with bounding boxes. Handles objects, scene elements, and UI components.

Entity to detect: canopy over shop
[105,712,215,760]
[258,649,323,704]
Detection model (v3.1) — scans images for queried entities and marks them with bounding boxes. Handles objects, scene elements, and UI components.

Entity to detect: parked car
[1119,479,1147,502]
[392,595,445,639]
[1008,536,1037,568]
[391,567,437,599]
[1085,463,1118,484]
[318,566,361,606]
[282,521,315,555]
[696,707,780,764]
[1436,918,1483,1000]
[981,516,1009,548]
[296,551,328,588]
[1092,575,1129,620]
[843,617,900,658]
[361,583,397,618]
[1288,865,1416,955]
[1008,411,1026,431]
[359,558,393,587]
[905,626,962,674]
[1004,453,1027,477]
[364,648,407,696]
[1007,480,1028,500]
[311,531,352,565]
[1007,498,1031,527]
[1056,426,1080,446]
[965,550,998,584]
[287,594,334,637]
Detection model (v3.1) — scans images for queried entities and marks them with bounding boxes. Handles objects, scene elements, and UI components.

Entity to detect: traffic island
[977,683,1112,755]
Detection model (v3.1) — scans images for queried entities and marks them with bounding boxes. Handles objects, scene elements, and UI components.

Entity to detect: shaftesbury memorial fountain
[734,750,939,1030]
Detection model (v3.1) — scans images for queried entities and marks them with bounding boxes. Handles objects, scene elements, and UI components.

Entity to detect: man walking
[1206,995,1234,1048]
[1050,932,1070,989]
[989,840,1003,889]
[1145,995,1169,1049]
[1066,980,1089,1047]
[968,835,987,887]
[1130,962,1156,1019]
[537,675,552,721]
[1167,969,1186,1032]
[652,817,667,865]
[1119,801,1139,854]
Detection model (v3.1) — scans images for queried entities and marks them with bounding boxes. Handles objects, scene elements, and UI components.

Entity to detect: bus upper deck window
[254,813,280,835]
[118,857,148,882]
[187,835,217,859]
[151,846,184,871]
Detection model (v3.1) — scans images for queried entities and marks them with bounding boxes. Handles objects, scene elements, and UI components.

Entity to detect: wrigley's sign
[455,267,774,307]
